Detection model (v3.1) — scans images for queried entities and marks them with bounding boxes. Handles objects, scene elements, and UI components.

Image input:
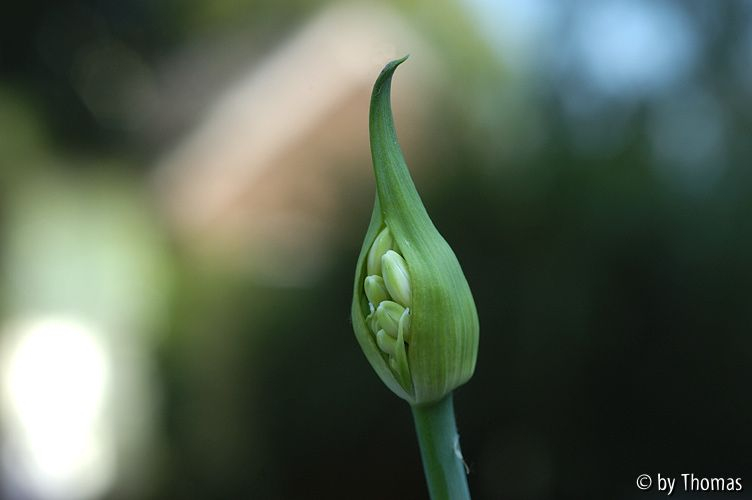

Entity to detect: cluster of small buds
[363,226,412,390]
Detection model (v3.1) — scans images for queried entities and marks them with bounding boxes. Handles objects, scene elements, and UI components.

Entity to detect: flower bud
[367,227,393,276]
[381,250,411,307]
[375,300,407,339]
[351,57,479,405]
[364,275,389,307]
[375,329,397,356]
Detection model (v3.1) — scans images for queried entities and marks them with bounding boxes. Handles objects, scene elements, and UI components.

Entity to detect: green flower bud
[375,300,407,339]
[366,227,394,276]
[364,275,390,308]
[381,250,412,307]
[351,56,479,405]
[375,329,397,356]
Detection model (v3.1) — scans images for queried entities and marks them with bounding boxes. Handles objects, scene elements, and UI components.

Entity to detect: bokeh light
[1,317,113,500]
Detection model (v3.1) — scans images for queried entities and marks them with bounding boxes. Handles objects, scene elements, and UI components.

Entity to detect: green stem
[411,394,471,500]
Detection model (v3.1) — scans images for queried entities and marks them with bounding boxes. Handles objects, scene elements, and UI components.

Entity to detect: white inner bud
[375,301,404,339]
[366,227,393,276]
[381,250,411,307]
[364,276,389,309]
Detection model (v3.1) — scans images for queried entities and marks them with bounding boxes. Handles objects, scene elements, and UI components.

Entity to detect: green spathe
[351,56,479,405]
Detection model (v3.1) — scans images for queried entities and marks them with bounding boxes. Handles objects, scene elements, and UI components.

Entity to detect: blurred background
[1,0,751,499]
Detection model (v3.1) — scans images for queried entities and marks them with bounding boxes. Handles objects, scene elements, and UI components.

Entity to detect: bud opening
[363,226,413,391]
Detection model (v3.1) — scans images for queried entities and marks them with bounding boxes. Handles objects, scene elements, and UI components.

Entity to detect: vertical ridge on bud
[398,308,411,343]
[393,318,412,392]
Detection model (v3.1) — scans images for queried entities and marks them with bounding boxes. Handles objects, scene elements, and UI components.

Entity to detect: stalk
[411,394,471,500]
[352,56,479,499]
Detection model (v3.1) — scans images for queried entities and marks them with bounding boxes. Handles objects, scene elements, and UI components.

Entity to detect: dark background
[1,1,751,499]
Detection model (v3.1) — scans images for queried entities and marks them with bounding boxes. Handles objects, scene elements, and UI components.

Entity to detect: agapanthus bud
[366,227,393,276]
[375,329,397,356]
[364,275,389,307]
[351,57,479,405]
[375,300,407,339]
[381,250,412,307]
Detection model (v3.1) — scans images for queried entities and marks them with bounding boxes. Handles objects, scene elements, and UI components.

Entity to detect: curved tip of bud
[389,54,409,68]
[377,56,409,81]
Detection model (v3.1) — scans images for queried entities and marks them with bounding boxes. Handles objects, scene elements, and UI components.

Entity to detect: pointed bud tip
[380,55,409,74]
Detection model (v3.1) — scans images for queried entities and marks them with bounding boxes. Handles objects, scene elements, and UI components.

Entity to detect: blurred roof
[154,3,441,285]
